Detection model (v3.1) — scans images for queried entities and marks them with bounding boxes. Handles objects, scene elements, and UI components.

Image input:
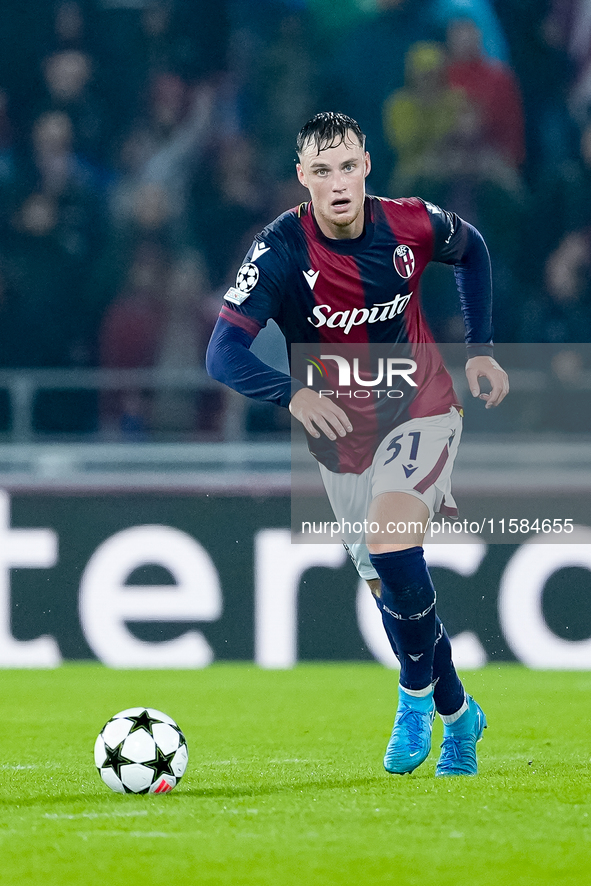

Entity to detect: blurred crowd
[0,0,589,438]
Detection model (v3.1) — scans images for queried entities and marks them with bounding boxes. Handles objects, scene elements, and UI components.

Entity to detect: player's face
[296,134,371,240]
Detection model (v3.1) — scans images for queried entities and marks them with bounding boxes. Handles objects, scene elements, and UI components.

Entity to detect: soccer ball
[94,707,188,794]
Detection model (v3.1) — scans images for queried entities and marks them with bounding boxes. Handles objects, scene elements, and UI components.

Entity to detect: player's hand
[465,355,509,408]
[289,387,353,440]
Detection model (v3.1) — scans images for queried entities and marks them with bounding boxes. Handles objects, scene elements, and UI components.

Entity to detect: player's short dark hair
[296,112,366,156]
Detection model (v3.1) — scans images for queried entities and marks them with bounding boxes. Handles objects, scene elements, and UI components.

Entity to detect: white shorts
[318,408,463,581]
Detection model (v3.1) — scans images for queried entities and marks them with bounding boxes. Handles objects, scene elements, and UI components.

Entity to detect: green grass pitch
[1,664,590,886]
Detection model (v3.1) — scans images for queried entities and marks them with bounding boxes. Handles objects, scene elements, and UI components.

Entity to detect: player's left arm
[423,200,509,408]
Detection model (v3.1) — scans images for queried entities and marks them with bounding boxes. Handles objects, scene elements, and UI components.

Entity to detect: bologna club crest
[393,245,415,279]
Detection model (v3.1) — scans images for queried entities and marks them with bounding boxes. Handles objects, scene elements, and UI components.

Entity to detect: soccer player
[206,112,509,777]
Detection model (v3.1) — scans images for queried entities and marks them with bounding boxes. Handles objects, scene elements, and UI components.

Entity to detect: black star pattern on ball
[126,709,158,737]
[103,741,132,780]
[150,744,177,781]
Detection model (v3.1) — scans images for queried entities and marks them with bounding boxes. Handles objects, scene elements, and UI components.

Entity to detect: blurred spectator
[324,0,509,188]
[30,110,94,196]
[154,250,212,369]
[96,179,176,335]
[143,0,229,82]
[149,71,191,137]
[385,37,526,229]
[546,0,591,124]
[191,134,271,287]
[53,2,86,52]
[251,10,319,179]
[445,17,526,328]
[98,242,172,439]
[7,110,103,364]
[40,48,106,163]
[383,41,468,202]
[20,111,103,277]
[324,0,434,192]
[528,117,591,282]
[384,38,526,340]
[446,18,525,170]
[95,0,229,134]
[137,0,229,83]
[1,192,82,366]
[99,247,219,437]
[151,251,220,433]
[518,230,591,343]
[141,1,179,77]
[99,242,171,371]
[100,76,215,321]
[110,78,215,243]
[492,1,577,185]
[429,0,509,61]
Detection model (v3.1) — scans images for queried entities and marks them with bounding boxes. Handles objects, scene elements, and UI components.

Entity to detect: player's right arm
[205,234,352,439]
[206,316,295,406]
[205,234,297,408]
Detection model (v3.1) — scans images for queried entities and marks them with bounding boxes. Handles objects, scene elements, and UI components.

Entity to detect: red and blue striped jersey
[211,195,493,473]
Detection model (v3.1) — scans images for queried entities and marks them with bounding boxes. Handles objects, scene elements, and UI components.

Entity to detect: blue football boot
[383,686,435,775]
[435,696,487,777]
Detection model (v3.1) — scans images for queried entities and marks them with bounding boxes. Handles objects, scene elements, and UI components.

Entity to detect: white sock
[401,683,433,698]
[440,697,468,725]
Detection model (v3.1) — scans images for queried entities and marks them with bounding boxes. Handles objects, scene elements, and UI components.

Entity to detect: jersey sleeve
[207,225,302,408]
[422,200,494,356]
[206,317,299,408]
[218,233,288,335]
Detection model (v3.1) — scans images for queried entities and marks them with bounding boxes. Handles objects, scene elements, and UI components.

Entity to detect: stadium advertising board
[2,489,591,670]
